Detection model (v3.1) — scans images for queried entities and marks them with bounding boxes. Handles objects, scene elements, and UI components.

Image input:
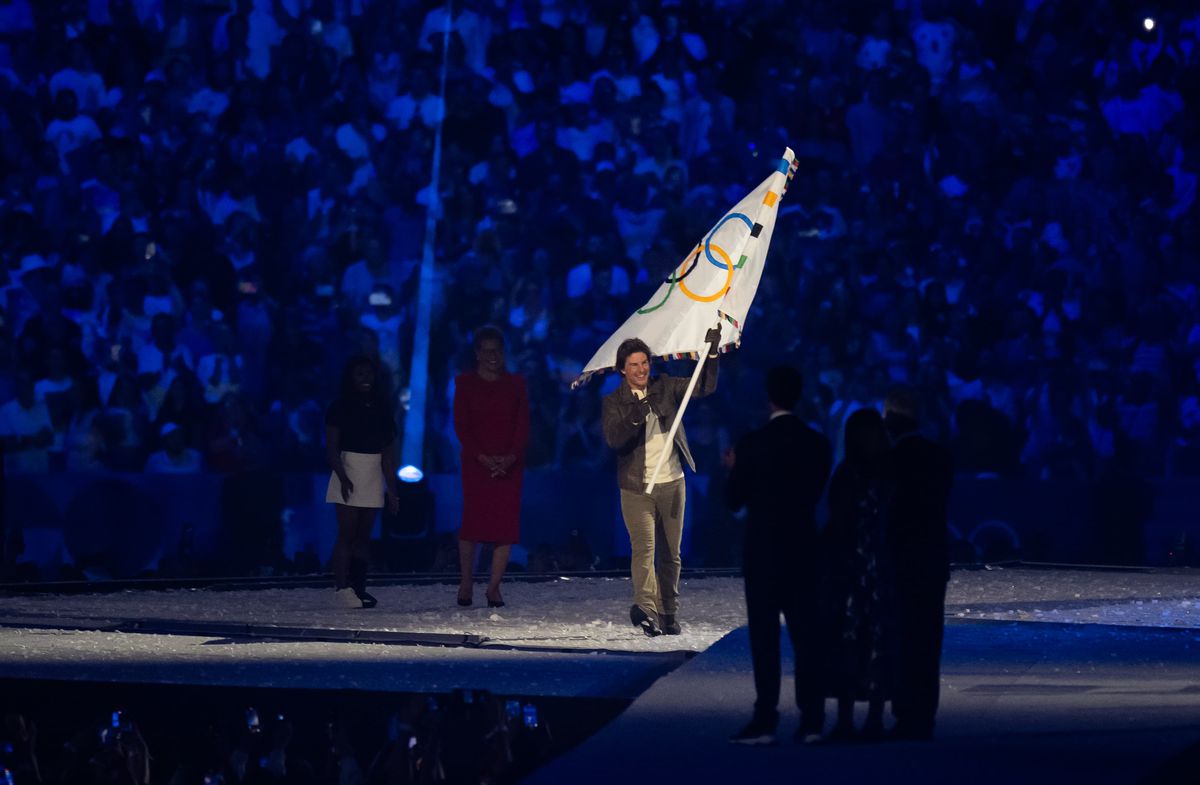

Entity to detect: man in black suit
[725,366,832,745]
[883,387,954,740]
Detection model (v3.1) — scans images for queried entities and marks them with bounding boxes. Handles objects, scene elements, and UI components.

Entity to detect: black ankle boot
[630,605,661,636]
[661,614,681,635]
[349,558,377,608]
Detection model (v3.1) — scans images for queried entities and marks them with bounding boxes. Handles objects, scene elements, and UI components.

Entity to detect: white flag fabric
[574,147,798,386]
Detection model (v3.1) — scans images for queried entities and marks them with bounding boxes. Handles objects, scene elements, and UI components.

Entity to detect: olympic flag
[574,147,798,387]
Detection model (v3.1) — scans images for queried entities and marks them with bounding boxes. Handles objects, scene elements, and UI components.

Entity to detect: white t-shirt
[633,389,683,485]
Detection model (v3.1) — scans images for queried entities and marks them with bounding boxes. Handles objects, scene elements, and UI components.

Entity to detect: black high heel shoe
[485,590,505,608]
[456,586,473,607]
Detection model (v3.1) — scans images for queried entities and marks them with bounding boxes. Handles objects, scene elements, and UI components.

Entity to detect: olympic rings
[636,210,751,311]
[679,242,733,302]
[705,212,752,270]
[668,245,701,283]
[637,244,702,313]
[636,280,674,314]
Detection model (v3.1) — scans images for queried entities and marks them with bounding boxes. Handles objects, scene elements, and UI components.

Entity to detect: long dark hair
[844,408,890,477]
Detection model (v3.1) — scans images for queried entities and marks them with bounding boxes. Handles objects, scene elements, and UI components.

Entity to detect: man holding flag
[602,327,722,637]
[577,147,799,636]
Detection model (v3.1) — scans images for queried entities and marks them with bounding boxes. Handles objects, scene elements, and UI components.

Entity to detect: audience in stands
[0,0,1196,488]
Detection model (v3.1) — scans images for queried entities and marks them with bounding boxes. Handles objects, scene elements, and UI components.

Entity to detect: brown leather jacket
[601,359,718,493]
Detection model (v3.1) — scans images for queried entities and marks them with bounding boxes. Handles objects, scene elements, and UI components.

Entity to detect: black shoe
[630,605,661,637]
[349,559,375,608]
[456,592,473,607]
[661,614,681,635]
[729,718,777,746]
[486,590,505,608]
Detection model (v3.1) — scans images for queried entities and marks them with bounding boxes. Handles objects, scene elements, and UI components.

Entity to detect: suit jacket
[601,359,718,493]
[725,414,833,569]
[886,431,954,586]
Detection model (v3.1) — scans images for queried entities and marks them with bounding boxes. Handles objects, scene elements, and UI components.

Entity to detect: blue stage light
[398,465,424,483]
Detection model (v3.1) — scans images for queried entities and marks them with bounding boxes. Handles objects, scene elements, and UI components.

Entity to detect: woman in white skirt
[325,356,399,607]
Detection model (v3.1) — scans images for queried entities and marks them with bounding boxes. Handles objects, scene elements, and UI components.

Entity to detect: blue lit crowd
[0,0,1197,481]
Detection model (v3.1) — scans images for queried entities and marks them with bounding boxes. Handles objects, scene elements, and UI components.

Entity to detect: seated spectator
[44,89,101,165]
[145,421,202,473]
[206,394,265,473]
[195,325,243,406]
[97,374,148,471]
[340,236,413,311]
[359,284,404,384]
[0,372,54,473]
[137,314,193,384]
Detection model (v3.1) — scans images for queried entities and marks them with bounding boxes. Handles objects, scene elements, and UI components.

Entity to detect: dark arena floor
[1,566,1198,784]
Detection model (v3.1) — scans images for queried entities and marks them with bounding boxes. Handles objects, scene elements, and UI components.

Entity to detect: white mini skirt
[326,451,385,508]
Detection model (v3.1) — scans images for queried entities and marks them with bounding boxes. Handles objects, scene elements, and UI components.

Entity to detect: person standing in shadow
[820,408,895,743]
[883,387,954,740]
[725,366,833,746]
[325,356,400,608]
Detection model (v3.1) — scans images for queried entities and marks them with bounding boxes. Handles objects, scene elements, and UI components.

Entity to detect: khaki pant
[619,479,686,617]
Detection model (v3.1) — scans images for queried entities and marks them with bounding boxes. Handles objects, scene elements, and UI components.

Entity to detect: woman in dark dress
[325,356,399,608]
[453,327,529,608]
[821,407,895,741]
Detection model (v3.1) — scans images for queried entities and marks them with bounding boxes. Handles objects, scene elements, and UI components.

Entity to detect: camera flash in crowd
[1143,17,1155,31]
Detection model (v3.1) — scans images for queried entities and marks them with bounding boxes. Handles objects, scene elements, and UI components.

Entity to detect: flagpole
[645,320,719,495]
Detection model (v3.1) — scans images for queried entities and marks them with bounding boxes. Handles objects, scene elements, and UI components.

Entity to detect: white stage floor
[3,567,1199,782]
[1,567,1197,695]
[3,567,1199,649]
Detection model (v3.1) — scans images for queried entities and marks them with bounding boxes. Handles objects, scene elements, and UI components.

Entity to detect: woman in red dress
[453,326,529,607]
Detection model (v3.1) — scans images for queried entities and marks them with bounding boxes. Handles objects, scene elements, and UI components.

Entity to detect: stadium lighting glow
[1143,17,1155,31]
[398,465,424,483]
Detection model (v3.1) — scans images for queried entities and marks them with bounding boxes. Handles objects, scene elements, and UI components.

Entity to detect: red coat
[453,371,529,544]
